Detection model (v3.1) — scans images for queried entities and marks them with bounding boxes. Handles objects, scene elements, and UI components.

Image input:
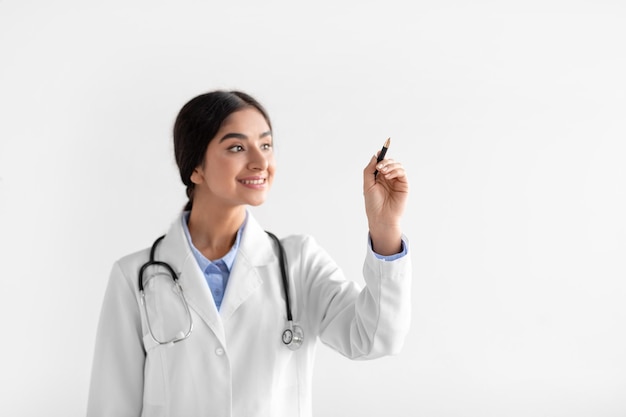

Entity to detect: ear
[190,167,204,185]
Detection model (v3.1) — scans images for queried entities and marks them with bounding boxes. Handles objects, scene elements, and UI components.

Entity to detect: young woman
[87,90,411,417]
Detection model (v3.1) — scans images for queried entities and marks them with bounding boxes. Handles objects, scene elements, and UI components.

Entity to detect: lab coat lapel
[157,215,226,345]
[219,213,275,322]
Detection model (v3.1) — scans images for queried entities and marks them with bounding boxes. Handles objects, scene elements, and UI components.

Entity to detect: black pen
[373,137,391,179]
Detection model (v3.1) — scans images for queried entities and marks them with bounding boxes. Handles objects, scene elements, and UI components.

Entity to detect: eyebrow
[219,131,272,143]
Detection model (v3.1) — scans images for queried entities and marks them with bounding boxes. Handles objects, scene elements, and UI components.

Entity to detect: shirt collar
[181,211,247,273]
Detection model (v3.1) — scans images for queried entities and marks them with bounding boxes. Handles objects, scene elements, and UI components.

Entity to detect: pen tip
[384,137,390,147]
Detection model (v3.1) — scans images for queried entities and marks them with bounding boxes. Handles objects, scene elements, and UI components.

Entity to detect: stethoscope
[138,231,304,350]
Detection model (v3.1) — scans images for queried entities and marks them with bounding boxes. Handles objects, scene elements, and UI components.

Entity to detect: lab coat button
[215,348,225,356]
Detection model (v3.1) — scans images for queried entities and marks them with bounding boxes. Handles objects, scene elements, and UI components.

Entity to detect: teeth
[240,179,265,185]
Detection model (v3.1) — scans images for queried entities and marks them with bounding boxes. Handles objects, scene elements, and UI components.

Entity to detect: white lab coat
[87,212,411,417]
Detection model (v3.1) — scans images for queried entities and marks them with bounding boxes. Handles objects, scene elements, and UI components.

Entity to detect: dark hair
[173,90,272,211]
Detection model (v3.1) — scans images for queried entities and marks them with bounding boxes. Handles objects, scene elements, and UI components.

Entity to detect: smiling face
[190,107,275,208]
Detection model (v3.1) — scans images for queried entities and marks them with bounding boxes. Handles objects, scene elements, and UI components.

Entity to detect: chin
[247,198,267,207]
[243,189,270,207]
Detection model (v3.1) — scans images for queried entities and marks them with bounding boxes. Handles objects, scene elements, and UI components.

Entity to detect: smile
[239,178,266,185]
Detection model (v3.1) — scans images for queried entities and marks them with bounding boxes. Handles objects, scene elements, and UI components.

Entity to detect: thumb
[363,151,380,190]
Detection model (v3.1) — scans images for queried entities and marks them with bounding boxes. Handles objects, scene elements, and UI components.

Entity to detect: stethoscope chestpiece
[282,322,304,351]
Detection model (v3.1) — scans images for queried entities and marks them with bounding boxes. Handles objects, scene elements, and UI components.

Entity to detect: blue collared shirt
[181,212,246,310]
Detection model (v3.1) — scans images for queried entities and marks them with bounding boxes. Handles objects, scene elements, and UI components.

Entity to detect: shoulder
[279,233,314,246]
[113,217,183,275]
[275,233,339,271]
[113,247,151,279]
[275,233,318,254]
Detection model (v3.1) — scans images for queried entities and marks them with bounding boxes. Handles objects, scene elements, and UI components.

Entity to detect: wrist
[368,225,403,256]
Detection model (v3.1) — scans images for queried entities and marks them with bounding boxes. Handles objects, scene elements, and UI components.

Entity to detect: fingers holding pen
[364,154,409,192]
[375,159,405,180]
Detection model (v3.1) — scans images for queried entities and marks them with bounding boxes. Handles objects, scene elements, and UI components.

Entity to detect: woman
[87,90,411,417]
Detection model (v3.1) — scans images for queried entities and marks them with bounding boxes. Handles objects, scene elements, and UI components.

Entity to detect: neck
[187,202,246,261]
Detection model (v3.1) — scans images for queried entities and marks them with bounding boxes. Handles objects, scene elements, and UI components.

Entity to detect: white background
[1,0,625,416]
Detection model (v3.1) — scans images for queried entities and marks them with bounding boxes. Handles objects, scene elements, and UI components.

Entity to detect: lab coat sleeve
[87,261,145,417]
[298,235,411,359]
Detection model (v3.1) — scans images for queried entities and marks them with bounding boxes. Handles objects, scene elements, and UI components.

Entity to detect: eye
[261,143,273,151]
[227,145,244,153]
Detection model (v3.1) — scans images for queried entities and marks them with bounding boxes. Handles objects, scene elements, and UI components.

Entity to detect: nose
[248,147,269,171]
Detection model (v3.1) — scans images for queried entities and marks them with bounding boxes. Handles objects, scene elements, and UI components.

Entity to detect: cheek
[206,156,236,177]
[268,157,277,175]
[203,165,232,190]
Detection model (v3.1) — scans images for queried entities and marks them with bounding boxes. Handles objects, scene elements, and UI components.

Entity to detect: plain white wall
[1,0,625,416]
